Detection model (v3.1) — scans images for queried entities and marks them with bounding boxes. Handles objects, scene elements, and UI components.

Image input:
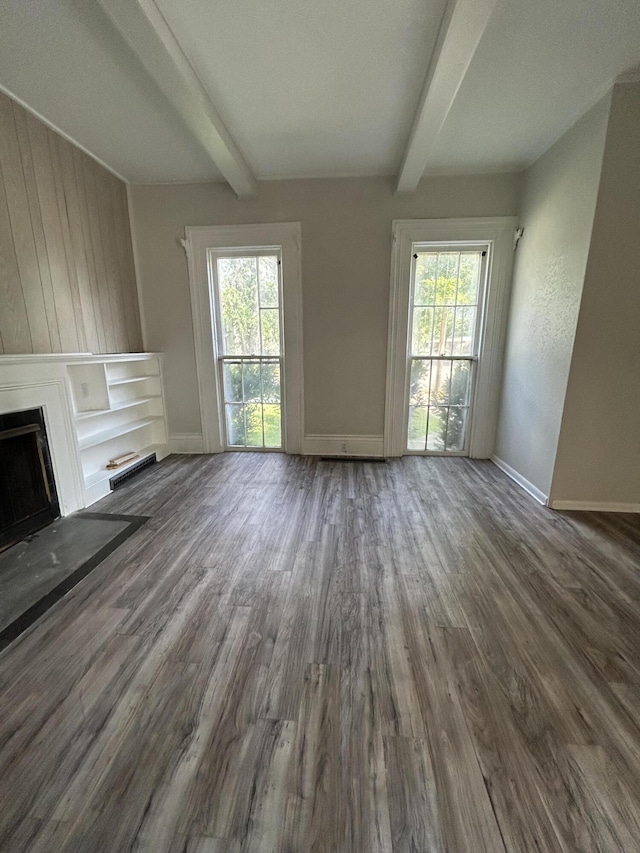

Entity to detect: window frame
[405,243,490,456]
[210,247,285,451]
[185,223,303,455]
[385,218,517,458]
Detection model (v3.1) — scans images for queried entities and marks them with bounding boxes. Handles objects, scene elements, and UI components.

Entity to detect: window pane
[431,307,455,355]
[435,253,459,305]
[409,360,432,407]
[226,404,245,446]
[411,307,434,355]
[453,306,476,355]
[457,253,481,305]
[223,362,243,402]
[430,359,452,406]
[262,362,281,403]
[260,308,280,355]
[217,257,259,355]
[444,309,456,354]
[245,403,264,446]
[243,361,261,402]
[426,407,447,451]
[445,407,468,452]
[408,407,427,451]
[450,361,472,406]
[414,254,437,305]
[263,404,282,447]
[259,256,279,307]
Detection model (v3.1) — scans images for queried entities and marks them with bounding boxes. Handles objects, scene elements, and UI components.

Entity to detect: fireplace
[0,408,60,552]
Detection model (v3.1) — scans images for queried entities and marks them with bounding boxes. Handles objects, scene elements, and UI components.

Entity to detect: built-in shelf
[68,353,169,505]
[84,444,162,489]
[107,375,156,387]
[79,416,164,450]
[75,396,161,420]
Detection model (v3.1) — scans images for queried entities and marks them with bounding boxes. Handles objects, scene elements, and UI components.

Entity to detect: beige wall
[0,91,142,355]
[551,83,640,506]
[129,173,522,438]
[494,96,611,496]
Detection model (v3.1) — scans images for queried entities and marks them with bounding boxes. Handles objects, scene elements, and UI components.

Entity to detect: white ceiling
[153,0,447,179]
[1,0,640,184]
[426,0,640,173]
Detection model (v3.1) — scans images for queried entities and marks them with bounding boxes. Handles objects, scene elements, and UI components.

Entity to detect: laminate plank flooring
[1,454,640,852]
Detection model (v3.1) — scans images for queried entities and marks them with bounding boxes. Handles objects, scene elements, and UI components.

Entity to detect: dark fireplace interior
[0,408,60,553]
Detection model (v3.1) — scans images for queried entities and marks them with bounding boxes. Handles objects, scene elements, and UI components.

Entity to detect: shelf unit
[67,353,169,505]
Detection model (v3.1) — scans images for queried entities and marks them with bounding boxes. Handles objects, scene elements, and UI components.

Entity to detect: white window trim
[385,217,517,458]
[185,223,304,454]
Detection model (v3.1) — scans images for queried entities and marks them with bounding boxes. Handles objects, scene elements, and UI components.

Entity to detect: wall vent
[109,453,157,490]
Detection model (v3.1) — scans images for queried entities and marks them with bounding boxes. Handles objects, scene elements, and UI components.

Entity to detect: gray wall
[494,96,611,497]
[551,82,640,506]
[129,174,521,439]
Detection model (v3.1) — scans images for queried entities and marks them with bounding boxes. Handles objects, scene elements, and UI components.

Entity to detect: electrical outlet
[80,382,89,399]
[341,441,347,453]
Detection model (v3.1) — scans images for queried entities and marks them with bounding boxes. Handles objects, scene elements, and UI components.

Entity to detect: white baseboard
[548,500,640,513]
[303,434,384,457]
[168,433,205,454]
[491,455,549,505]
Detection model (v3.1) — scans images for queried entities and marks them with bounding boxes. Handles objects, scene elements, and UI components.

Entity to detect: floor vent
[109,453,157,490]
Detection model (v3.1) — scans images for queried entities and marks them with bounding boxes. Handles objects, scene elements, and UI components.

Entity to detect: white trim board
[385,217,517,459]
[491,456,549,506]
[126,184,149,351]
[168,433,205,454]
[303,435,384,457]
[548,500,640,513]
[396,0,498,192]
[185,222,304,455]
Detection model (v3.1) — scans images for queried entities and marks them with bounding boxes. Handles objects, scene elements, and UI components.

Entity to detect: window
[212,252,283,449]
[186,222,303,455]
[385,217,516,459]
[407,247,487,453]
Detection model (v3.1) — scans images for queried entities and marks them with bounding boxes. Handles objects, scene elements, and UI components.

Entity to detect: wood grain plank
[56,135,100,352]
[11,103,61,351]
[110,174,142,351]
[0,93,48,349]
[72,148,106,352]
[396,577,507,851]
[25,111,79,352]
[81,155,116,351]
[47,129,87,352]
[0,156,30,352]
[131,606,253,845]
[284,663,342,852]
[384,736,443,853]
[340,592,393,853]
[95,163,128,351]
[439,625,569,851]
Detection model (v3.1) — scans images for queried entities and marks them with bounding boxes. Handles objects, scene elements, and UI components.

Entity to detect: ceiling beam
[396,0,498,193]
[97,0,257,197]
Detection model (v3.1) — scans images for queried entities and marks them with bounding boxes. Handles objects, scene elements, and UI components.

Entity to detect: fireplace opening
[0,408,60,553]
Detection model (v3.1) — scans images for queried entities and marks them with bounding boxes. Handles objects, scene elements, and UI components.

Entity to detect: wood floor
[1,454,640,852]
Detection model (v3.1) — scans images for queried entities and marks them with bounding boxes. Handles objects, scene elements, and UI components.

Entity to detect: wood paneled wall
[0,91,142,354]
